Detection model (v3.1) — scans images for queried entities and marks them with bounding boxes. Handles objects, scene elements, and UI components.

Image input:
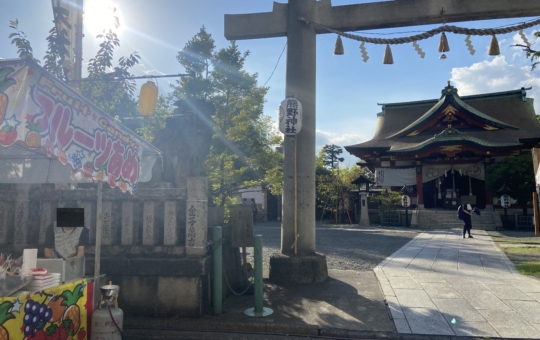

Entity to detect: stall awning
[0,59,162,193]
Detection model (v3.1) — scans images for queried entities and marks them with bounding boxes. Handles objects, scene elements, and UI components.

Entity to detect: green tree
[321,144,345,168]
[172,25,215,101]
[8,17,141,129]
[315,147,363,221]
[378,190,403,214]
[486,154,535,215]
[42,5,70,80]
[170,27,282,209]
[8,19,35,61]
[81,29,141,124]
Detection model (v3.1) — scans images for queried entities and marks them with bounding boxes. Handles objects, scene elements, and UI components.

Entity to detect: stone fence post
[186,177,208,257]
[13,184,30,250]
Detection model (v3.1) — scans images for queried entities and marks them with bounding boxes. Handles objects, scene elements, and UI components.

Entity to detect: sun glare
[84,0,123,36]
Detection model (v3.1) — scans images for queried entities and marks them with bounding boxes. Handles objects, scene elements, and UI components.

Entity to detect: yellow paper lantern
[138,81,158,116]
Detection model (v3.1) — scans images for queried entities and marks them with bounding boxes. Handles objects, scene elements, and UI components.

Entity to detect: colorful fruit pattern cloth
[0,279,93,340]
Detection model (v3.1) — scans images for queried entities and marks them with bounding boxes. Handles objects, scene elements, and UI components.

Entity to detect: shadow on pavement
[215,269,395,332]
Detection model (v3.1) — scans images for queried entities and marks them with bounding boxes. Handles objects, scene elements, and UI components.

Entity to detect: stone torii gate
[225,0,540,284]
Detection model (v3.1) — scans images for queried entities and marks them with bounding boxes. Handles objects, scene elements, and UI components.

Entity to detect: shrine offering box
[36,257,85,283]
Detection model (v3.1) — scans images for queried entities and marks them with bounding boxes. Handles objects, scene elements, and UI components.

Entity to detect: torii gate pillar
[273,0,328,284]
[225,0,540,284]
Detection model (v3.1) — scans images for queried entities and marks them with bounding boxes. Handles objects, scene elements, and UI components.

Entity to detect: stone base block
[269,253,328,285]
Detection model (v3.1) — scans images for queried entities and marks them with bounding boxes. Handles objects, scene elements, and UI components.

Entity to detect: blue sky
[2,1,540,165]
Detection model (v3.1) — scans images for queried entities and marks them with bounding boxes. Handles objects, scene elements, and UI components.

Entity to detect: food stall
[0,58,162,340]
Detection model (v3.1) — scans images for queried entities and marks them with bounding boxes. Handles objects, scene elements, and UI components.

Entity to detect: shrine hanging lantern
[279,98,302,135]
[138,81,158,116]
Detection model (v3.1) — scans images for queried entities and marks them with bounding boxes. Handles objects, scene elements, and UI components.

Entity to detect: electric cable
[263,42,287,88]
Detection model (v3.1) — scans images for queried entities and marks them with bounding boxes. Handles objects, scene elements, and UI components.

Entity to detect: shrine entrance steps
[416,209,501,230]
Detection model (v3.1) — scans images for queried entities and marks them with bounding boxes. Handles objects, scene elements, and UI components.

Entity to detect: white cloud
[315,119,377,165]
[450,55,540,113]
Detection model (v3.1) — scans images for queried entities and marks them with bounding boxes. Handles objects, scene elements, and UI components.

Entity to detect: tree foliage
[486,154,535,214]
[377,191,403,213]
[43,5,70,80]
[8,18,142,131]
[316,147,364,220]
[8,19,36,61]
[169,27,282,208]
[81,29,141,125]
[321,144,345,168]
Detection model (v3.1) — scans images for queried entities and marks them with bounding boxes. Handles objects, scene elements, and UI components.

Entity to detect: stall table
[0,277,99,340]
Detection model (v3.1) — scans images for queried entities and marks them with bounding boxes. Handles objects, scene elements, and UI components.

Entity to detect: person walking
[250,198,258,224]
[462,203,473,238]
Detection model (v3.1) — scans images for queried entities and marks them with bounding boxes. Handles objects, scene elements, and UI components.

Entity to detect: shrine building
[345,83,540,213]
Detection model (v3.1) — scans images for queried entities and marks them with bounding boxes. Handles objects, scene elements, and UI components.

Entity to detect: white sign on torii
[224,0,540,261]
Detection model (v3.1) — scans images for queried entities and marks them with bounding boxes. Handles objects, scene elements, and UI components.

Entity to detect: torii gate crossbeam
[224,0,540,284]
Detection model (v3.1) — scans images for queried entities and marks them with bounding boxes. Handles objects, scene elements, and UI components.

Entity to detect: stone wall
[0,179,241,318]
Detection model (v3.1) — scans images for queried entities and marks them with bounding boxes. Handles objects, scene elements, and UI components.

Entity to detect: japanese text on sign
[500,194,511,208]
[279,98,302,135]
[401,195,411,208]
[187,205,197,247]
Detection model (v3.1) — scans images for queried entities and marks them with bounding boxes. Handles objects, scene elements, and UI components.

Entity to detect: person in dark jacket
[462,204,473,238]
[250,198,258,224]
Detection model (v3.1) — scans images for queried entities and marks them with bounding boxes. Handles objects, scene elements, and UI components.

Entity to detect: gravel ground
[244,221,420,271]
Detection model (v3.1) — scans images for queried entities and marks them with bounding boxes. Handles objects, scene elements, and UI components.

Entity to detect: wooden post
[416,164,423,207]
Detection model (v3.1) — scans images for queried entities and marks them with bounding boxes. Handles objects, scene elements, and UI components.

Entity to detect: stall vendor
[44,201,89,258]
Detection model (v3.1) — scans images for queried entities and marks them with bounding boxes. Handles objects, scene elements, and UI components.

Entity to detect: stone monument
[151,99,215,189]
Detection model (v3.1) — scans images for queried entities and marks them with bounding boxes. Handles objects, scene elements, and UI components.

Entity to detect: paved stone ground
[376,229,540,338]
[125,222,540,339]
[246,221,420,271]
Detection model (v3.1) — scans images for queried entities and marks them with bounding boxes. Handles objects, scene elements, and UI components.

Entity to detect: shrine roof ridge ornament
[377,87,530,108]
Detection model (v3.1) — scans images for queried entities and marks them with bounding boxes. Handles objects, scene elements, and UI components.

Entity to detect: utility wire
[263,42,287,88]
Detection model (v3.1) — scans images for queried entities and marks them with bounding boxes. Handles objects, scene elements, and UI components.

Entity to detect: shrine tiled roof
[387,127,522,154]
[345,85,540,157]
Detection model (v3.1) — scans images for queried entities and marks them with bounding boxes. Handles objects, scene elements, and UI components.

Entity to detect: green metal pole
[254,234,263,313]
[244,234,273,317]
[213,226,222,314]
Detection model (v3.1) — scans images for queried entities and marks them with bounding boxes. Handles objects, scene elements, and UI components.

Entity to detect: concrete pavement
[124,225,540,339]
[375,229,540,338]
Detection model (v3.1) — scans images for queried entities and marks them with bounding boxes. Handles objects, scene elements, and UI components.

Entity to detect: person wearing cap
[44,201,89,258]
[462,203,473,239]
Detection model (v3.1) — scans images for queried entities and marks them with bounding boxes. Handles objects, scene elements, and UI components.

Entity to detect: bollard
[245,234,273,317]
[213,226,222,314]
[254,234,263,313]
